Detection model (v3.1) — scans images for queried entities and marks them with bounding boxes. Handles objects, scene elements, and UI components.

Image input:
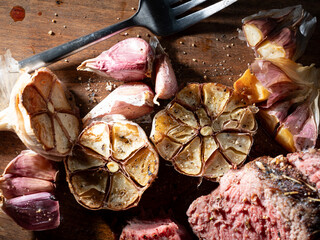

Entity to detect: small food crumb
[48,30,55,35]
[136,34,141,38]
[192,43,196,47]
[54,13,58,16]
[124,32,128,36]
[183,51,187,55]
[52,19,56,23]
[116,17,120,20]
[131,7,136,10]
[227,54,230,57]
[179,41,184,45]
[64,59,69,62]
[63,25,67,28]
[192,58,197,62]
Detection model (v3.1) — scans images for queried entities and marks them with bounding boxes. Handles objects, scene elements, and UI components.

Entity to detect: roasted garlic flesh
[150,83,258,181]
[65,119,159,210]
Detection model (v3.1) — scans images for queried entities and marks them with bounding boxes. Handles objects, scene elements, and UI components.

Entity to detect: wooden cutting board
[0,0,319,239]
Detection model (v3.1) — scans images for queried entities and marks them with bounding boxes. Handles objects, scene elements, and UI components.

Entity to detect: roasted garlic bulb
[0,67,80,161]
[150,83,258,181]
[65,117,159,210]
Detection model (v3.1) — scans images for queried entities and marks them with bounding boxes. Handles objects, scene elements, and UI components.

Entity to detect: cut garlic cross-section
[0,67,80,161]
[65,119,159,211]
[150,83,258,181]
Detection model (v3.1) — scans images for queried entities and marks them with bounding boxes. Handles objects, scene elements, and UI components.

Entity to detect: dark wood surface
[0,0,319,239]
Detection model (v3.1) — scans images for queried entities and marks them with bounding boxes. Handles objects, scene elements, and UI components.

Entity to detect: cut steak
[187,149,320,240]
[120,218,191,240]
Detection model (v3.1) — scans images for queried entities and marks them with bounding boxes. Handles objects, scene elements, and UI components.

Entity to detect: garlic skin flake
[242,5,317,60]
[77,38,154,81]
[0,49,19,112]
[0,150,60,231]
[0,67,81,161]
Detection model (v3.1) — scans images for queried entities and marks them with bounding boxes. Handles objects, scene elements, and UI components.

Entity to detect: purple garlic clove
[2,192,60,231]
[4,150,57,181]
[0,174,55,199]
[0,150,60,231]
[77,38,154,81]
[83,82,154,124]
[153,55,178,105]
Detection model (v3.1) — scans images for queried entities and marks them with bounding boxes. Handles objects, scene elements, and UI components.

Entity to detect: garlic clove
[83,82,154,125]
[153,55,178,104]
[0,174,54,199]
[77,38,154,81]
[2,192,60,231]
[242,5,317,60]
[4,150,57,181]
[0,151,59,231]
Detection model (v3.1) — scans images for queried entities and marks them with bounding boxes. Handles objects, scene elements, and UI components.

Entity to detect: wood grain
[0,0,319,239]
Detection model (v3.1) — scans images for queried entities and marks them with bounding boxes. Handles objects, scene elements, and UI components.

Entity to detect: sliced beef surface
[187,149,320,240]
[119,218,191,240]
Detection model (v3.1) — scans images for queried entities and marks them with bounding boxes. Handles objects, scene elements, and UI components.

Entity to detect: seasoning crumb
[227,54,230,57]
[215,38,219,41]
[146,33,150,37]
[179,41,184,45]
[124,32,128,36]
[131,7,136,10]
[192,43,196,47]
[203,75,207,80]
[136,34,141,38]
[78,77,82,81]
[52,19,56,23]
[183,51,187,55]
[64,59,69,62]
[63,25,67,28]
[192,58,197,62]
[116,17,120,20]
[48,30,55,35]
[54,13,58,16]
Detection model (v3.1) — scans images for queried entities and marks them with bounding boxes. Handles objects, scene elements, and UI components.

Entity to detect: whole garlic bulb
[0,59,81,161]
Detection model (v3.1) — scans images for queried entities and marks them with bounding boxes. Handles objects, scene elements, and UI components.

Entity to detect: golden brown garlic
[64,118,159,210]
[0,67,80,161]
[150,83,258,181]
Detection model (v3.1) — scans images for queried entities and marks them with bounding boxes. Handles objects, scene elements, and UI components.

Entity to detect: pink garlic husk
[0,150,60,231]
[0,67,81,161]
[149,36,178,105]
[83,82,154,125]
[77,38,155,81]
[251,58,320,151]
[242,5,317,60]
[2,192,60,231]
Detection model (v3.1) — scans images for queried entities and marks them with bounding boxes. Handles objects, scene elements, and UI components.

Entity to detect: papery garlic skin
[0,150,60,231]
[0,49,20,112]
[83,82,154,125]
[0,67,81,161]
[242,5,317,60]
[77,38,154,81]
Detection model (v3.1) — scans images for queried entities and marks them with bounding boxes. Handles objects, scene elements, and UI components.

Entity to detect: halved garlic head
[150,83,258,181]
[65,119,159,210]
[1,67,80,161]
